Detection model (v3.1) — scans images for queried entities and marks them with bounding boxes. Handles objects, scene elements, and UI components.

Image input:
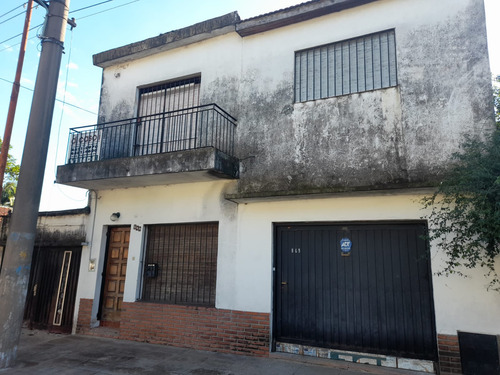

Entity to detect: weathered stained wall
[0,208,88,247]
[233,0,493,195]
[95,0,493,196]
[35,208,89,247]
[396,0,492,183]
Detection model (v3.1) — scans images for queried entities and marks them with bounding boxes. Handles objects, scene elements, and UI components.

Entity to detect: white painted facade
[75,184,500,336]
[65,0,498,369]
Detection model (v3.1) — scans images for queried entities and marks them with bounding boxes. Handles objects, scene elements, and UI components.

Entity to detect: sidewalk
[1,329,431,374]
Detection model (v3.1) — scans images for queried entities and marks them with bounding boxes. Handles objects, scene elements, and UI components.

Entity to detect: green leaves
[0,138,19,206]
[422,129,500,290]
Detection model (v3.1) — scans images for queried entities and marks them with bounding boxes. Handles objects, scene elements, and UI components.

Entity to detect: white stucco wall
[231,192,500,336]
[99,32,242,122]
[73,0,498,342]
[74,184,500,337]
[74,180,239,325]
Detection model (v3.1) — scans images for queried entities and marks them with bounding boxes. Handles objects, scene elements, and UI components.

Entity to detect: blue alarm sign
[340,238,352,256]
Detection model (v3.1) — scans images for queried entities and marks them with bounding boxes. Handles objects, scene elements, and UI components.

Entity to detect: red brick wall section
[119,302,270,356]
[438,334,462,374]
[76,298,92,335]
[76,299,270,357]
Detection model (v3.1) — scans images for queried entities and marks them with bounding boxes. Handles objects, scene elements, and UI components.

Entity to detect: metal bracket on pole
[34,0,49,9]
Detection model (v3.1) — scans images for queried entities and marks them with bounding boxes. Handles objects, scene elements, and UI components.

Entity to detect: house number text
[291,248,301,254]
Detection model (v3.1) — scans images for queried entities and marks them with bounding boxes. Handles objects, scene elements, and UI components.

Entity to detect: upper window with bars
[135,76,201,155]
[294,30,397,102]
[138,76,201,116]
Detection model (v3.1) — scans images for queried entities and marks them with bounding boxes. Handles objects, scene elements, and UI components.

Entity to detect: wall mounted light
[110,212,120,221]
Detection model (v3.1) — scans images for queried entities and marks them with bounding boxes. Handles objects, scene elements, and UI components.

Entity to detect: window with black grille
[141,222,218,307]
[294,29,397,102]
[135,76,201,155]
[138,76,201,116]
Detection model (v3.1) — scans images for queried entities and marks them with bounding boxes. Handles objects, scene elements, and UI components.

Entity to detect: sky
[0,0,499,212]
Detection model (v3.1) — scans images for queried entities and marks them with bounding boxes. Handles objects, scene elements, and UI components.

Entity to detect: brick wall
[438,334,462,374]
[76,298,92,334]
[76,299,270,357]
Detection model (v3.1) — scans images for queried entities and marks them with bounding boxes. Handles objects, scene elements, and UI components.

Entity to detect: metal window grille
[136,77,201,155]
[138,76,201,115]
[142,222,218,307]
[294,30,397,102]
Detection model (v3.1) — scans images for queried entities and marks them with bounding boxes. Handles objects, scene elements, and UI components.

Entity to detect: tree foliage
[0,138,20,206]
[421,77,500,290]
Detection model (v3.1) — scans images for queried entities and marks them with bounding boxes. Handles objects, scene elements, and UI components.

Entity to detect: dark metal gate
[24,246,82,333]
[274,222,437,360]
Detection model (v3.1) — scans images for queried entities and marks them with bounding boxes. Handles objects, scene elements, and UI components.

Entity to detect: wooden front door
[100,226,130,326]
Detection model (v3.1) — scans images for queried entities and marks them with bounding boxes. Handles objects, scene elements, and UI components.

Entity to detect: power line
[0,77,98,115]
[69,0,114,14]
[54,28,74,175]
[0,23,43,45]
[0,10,26,26]
[0,35,37,53]
[0,0,140,48]
[78,0,140,20]
[0,3,27,20]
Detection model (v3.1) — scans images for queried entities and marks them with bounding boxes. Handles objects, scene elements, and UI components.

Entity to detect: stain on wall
[95,0,494,197]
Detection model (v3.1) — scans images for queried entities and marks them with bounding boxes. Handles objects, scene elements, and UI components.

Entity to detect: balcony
[56,104,239,190]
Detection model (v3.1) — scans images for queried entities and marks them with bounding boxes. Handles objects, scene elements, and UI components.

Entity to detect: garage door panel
[275,223,437,361]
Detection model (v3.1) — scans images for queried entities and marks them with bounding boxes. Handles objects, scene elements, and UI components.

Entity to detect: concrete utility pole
[0,0,34,199]
[0,0,71,368]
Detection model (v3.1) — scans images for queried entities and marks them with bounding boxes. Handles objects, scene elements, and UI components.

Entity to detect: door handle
[281,281,287,286]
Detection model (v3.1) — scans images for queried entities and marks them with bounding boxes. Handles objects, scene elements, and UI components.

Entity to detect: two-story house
[56,0,499,373]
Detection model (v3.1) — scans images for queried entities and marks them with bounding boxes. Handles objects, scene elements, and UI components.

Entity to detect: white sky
[0,0,498,211]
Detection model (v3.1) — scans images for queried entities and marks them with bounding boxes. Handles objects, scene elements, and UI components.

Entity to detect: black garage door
[274,222,437,361]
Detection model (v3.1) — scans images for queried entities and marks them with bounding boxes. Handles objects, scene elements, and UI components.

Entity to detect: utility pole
[0,0,71,369]
[0,0,34,199]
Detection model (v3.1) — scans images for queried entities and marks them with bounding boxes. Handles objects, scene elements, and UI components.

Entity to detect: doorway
[99,226,130,327]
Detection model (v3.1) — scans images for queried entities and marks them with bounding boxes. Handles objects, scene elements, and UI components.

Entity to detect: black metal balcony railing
[66,104,237,164]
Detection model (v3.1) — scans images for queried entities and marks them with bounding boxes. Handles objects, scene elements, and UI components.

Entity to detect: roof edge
[93,12,241,68]
[93,0,380,68]
[236,0,379,37]
[38,206,91,217]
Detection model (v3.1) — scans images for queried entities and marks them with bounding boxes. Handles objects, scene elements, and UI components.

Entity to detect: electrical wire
[0,10,26,26]
[69,0,114,14]
[0,35,37,53]
[77,0,140,20]
[0,0,140,48]
[54,27,73,176]
[53,184,89,204]
[0,77,97,115]
[0,3,27,20]
[0,23,43,45]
